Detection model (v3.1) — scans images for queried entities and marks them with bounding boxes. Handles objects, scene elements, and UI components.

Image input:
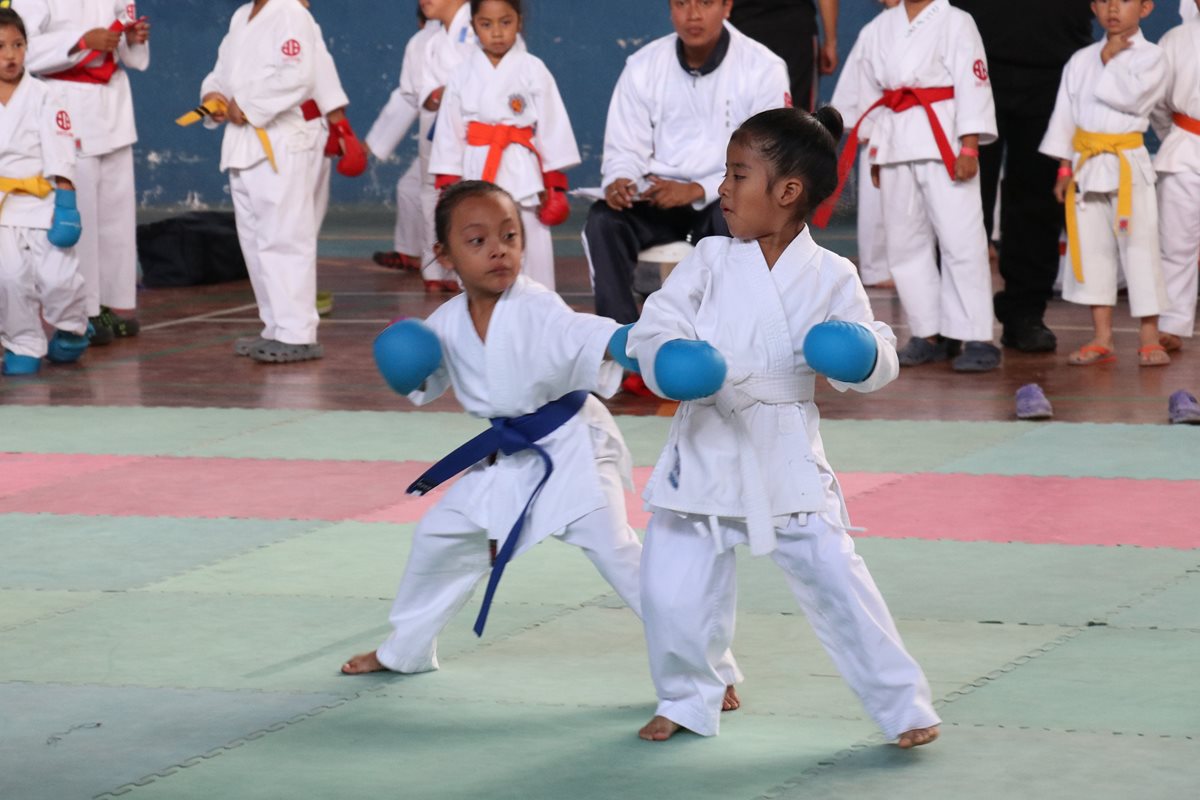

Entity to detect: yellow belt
[0,176,55,220]
[1066,130,1143,284]
[176,99,277,172]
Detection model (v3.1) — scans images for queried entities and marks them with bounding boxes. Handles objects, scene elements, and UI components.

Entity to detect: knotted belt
[693,372,816,557]
[0,176,54,220]
[1065,129,1144,284]
[45,16,142,85]
[466,121,542,183]
[407,390,589,636]
[814,86,956,228]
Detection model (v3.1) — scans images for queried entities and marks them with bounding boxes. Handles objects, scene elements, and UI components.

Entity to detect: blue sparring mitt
[803,320,878,383]
[373,318,443,394]
[654,339,727,401]
[47,189,82,249]
[607,324,640,374]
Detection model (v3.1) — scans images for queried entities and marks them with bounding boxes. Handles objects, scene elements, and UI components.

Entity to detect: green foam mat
[818,420,1030,473]
[115,694,875,800]
[0,683,344,800]
[1109,571,1200,630]
[942,627,1200,736]
[0,589,103,630]
[0,515,324,591]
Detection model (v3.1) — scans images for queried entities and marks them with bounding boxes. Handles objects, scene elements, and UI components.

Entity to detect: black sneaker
[1001,319,1057,353]
[98,306,140,338]
[88,315,115,346]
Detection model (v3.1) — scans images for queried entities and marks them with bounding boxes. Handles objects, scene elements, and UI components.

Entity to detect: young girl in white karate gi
[0,7,89,375]
[627,107,939,748]
[429,0,576,292]
[1042,0,1169,367]
[200,0,324,364]
[11,0,148,346]
[823,0,1001,373]
[1151,1,1200,355]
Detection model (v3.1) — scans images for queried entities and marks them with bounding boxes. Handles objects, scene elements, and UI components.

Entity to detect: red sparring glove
[327,118,368,177]
[538,170,570,226]
[435,174,462,192]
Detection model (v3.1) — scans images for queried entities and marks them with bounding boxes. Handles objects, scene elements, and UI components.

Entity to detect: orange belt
[1172,112,1200,136]
[466,121,541,183]
[814,86,956,228]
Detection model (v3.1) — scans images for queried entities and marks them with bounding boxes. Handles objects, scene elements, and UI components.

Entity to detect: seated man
[584,0,790,328]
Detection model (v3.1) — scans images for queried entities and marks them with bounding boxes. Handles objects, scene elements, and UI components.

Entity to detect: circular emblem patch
[56,111,72,131]
[282,39,302,57]
[973,59,988,81]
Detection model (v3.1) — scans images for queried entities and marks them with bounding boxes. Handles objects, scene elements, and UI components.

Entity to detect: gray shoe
[234,336,266,356]
[249,339,324,363]
[953,342,1002,373]
[897,336,960,367]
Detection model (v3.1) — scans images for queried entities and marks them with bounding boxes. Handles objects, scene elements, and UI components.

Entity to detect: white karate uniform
[600,22,790,209]
[626,231,938,739]
[855,0,998,342]
[374,276,644,672]
[1151,20,1200,338]
[1040,32,1168,316]
[1183,1,1198,22]
[14,0,148,316]
[0,73,87,358]
[430,47,581,291]
[201,0,321,346]
[830,30,889,287]
[365,22,441,258]
[308,30,350,231]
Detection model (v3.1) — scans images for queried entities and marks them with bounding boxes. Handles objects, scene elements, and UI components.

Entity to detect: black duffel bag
[136,211,248,287]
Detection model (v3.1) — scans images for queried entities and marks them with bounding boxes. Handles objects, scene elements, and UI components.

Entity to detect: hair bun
[813,106,845,142]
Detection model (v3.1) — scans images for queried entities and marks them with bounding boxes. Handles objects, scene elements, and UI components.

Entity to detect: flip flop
[1138,344,1170,367]
[1067,344,1116,366]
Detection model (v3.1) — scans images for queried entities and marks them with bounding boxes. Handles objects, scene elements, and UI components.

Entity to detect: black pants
[729,3,819,112]
[980,109,1064,325]
[583,200,729,324]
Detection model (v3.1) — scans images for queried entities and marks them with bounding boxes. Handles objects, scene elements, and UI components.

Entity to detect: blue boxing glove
[373,318,443,394]
[803,320,878,383]
[47,189,82,249]
[654,339,727,401]
[607,324,640,374]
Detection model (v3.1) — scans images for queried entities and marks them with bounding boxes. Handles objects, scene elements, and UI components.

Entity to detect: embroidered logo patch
[508,94,526,115]
[126,3,137,20]
[281,39,302,58]
[973,59,989,82]
[56,111,72,132]
[1118,219,1130,233]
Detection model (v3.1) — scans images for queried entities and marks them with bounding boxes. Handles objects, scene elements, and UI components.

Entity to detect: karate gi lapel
[0,74,29,148]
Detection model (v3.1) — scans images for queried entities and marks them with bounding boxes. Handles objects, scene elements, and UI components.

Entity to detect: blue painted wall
[127,1,1182,209]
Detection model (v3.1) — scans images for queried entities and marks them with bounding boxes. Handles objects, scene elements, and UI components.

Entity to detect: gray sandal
[234,336,266,356]
[249,339,324,363]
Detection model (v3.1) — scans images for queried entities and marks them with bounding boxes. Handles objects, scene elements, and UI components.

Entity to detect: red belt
[814,86,956,228]
[466,121,541,183]
[44,18,130,86]
[1172,112,1200,136]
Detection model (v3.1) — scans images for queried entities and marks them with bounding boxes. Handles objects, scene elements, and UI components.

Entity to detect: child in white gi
[342,182,751,701]
[12,0,148,345]
[0,7,88,375]
[823,0,1001,372]
[628,107,939,748]
[1042,0,1169,366]
[1151,1,1200,355]
[200,0,324,364]
[429,0,578,293]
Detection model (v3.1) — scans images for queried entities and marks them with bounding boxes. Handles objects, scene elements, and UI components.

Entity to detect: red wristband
[959,146,979,158]
[1057,166,1073,178]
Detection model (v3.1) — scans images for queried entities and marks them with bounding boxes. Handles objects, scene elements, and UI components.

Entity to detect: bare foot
[341,650,387,675]
[1160,333,1183,353]
[722,684,740,712]
[896,726,940,749]
[638,715,682,741]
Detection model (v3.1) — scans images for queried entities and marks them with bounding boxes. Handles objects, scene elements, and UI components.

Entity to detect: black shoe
[98,307,140,338]
[953,342,1002,373]
[897,335,961,366]
[1001,320,1057,353]
[88,315,115,346]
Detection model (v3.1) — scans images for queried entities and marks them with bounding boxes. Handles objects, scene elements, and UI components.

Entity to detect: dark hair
[470,0,521,16]
[0,8,27,41]
[730,106,844,220]
[434,180,525,247]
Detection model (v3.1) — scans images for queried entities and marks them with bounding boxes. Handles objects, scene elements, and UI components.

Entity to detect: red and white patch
[126,3,137,20]
[869,146,879,159]
[973,59,989,82]
[784,92,793,109]
[56,110,72,132]
[281,39,302,58]
[508,94,525,115]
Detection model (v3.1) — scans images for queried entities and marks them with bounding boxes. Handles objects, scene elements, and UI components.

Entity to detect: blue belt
[407,391,590,636]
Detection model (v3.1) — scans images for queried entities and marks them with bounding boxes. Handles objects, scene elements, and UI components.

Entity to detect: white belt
[695,371,816,556]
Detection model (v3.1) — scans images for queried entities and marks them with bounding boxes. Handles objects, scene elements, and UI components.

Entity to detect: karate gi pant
[1156,171,1200,337]
[582,200,730,324]
[0,226,88,358]
[312,146,332,230]
[520,204,555,291]
[642,509,938,739]
[74,145,138,315]
[856,150,890,287]
[1064,186,1166,318]
[394,159,424,257]
[419,177,456,283]
[880,161,995,342]
[375,445,643,673]
[229,145,321,346]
